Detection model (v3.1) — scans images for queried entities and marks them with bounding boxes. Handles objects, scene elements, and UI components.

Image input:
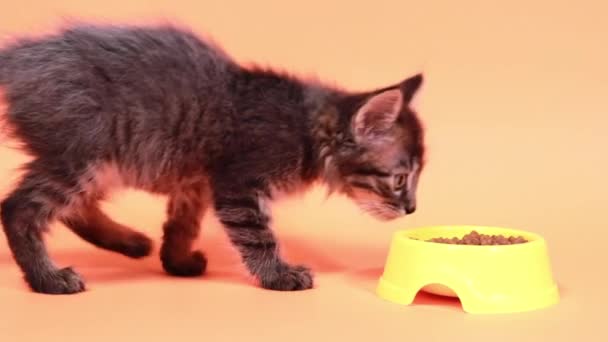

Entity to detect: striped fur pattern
[0,23,425,294]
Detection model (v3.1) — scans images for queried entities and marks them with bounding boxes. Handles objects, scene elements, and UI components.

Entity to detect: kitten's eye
[394,174,407,190]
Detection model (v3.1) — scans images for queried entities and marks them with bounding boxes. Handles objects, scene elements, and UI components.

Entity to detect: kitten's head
[326,74,425,221]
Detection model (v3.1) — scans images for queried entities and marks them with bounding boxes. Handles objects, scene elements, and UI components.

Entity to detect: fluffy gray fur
[0,23,425,294]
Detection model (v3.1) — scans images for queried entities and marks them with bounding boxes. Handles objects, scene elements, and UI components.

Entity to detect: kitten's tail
[0,49,10,142]
[0,47,10,84]
[0,47,9,86]
[0,50,6,85]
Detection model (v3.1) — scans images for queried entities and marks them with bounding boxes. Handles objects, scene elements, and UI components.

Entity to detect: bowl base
[421,284,458,297]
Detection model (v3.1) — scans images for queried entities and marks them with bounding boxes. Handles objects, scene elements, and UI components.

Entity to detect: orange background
[0,0,606,341]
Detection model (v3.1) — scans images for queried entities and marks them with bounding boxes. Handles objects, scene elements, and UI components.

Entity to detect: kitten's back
[0,24,236,88]
[0,24,238,171]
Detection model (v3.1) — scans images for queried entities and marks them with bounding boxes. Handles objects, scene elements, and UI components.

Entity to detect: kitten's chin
[343,190,405,221]
[372,211,404,221]
[354,203,405,221]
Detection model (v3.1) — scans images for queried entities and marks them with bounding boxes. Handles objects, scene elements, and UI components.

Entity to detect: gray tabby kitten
[0,24,425,294]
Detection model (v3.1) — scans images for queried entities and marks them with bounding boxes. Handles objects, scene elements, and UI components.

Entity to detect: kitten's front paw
[260,264,314,291]
[27,267,86,294]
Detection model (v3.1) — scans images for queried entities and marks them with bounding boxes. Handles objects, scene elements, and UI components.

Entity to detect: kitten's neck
[234,67,347,190]
[303,84,347,188]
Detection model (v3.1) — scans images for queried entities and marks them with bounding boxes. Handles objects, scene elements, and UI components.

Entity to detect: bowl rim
[396,225,546,248]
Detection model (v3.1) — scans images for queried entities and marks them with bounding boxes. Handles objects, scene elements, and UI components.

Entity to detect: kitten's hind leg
[61,203,153,258]
[0,161,86,294]
[160,185,208,277]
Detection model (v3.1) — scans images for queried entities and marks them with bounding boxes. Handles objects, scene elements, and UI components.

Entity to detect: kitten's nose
[404,193,416,214]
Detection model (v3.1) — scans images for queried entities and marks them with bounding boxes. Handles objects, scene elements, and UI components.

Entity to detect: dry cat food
[427,230,528,245]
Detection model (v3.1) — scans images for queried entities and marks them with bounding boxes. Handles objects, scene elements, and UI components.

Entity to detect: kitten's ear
[400,73,423,103]
[352,88,403,141]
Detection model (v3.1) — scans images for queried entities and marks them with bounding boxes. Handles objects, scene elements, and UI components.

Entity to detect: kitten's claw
[162,250,207,277]
[27,267,86,294]
[260,264,314,291]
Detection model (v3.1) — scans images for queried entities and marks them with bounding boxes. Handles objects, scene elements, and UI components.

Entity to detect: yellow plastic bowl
[376,225,560,314]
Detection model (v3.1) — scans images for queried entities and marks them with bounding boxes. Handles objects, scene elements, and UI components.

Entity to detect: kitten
[0,23,425,294]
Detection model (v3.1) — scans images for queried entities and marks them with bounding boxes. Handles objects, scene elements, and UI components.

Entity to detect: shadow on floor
[0,233,382,289]
[348,266,464,312]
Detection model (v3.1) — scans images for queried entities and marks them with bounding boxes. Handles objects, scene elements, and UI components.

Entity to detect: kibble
[427,230,527,245]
